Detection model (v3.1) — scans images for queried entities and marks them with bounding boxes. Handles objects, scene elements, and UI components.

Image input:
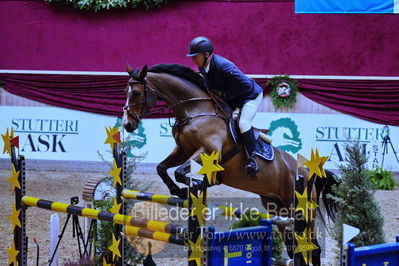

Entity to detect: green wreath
[44,0,166,11]
[267,75,298,110]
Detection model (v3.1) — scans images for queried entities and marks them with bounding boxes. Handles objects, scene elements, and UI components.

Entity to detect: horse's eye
[132,90,141,97]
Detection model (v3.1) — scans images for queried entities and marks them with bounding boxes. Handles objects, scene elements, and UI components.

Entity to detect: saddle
[204,89,274,163]
[228,116,274,161]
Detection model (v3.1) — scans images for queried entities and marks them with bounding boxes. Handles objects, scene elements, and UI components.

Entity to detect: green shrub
[368,167,399,190]
[44,0,167,11]
[328,142,384,254]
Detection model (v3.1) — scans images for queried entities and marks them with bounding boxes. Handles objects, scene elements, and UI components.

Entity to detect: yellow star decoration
[8,163,21,194]
[294,228,319,265]
[190,191,207,226]
[8,203,21,232]
[102,257,111,266]
[198,150,224,185]
[1,128,13,157]
[109,159,122,187]
[302,148,328,180]
[315,148,328,178]
[295,186,319,223]
[6,240,19,265]
[188,235,203,266]
[109,197,122,214]
[105,126,119,153]
[108,233,121,261]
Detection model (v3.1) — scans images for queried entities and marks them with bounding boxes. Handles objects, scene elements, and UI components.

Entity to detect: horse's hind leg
[157,146,189,198]
[311,232,321,266]
[261,195,295,264]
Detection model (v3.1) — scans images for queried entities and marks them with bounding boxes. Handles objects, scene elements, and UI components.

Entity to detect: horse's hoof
[284,258,293,266]
[271,216,294,227]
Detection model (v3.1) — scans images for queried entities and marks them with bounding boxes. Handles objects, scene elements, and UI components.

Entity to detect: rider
[186,36,263,176]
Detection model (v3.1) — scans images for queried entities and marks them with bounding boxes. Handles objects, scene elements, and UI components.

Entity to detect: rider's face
[191,53,205,67]
[191,52,211,68]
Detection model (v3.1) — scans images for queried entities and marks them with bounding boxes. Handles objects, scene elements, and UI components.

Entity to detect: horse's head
[122,64,157,132]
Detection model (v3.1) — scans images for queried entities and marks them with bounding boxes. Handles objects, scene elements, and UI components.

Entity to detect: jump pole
[14,151,27,265]
[123,226,185,246]
[121,189,293,223]
[21,196,187,236]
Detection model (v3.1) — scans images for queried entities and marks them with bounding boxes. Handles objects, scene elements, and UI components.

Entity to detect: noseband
[123,79,150,125]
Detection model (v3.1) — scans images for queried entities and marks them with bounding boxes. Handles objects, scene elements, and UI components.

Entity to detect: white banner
[0,106,115,161]
[123,112,399,171]
[253,113,399,171]
[1,107,398,171]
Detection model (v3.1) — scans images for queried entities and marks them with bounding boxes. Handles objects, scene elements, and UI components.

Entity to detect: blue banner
[295,0,399,14]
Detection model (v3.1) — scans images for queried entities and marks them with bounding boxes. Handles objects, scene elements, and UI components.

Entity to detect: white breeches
[239,92,263,133]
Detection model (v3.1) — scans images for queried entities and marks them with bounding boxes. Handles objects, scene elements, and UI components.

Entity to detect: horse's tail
[314,169,340,223]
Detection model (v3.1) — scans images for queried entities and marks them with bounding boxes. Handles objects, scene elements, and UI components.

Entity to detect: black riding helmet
[186,36,214,57]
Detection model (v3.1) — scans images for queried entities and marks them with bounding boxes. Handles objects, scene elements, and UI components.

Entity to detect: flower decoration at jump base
[267,75,298,110]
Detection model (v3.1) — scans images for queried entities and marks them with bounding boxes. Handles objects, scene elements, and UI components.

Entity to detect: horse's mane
[149,64,206,90]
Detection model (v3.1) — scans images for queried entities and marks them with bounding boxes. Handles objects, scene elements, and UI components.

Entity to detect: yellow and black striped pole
[22,196,187,236]
[217,205,272,220]
[122,189,273,220]
[123,226,185,246]
[122,189,188,208]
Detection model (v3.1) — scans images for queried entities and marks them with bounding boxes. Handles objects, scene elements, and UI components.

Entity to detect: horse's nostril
[123,122,135,133]
[123,122,130,130]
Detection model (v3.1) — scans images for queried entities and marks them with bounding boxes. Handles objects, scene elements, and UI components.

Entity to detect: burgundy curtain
[0,73,167,117]
[298,79,399,126]
[1,73,399,126]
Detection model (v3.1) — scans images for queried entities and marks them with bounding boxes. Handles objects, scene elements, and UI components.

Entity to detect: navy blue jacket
[199,54,263,108]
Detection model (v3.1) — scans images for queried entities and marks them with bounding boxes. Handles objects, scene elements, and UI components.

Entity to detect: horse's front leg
[157,146,189,198]
[174,147,207,186]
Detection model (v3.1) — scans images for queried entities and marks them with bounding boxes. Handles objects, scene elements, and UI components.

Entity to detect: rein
[146,98,213,116]
[123,79,227,127]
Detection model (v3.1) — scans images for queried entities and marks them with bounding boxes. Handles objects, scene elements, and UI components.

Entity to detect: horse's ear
[138,65,148,81]
[126,63,134,78]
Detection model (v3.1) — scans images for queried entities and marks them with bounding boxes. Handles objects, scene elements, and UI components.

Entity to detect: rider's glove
[232,108,240,119]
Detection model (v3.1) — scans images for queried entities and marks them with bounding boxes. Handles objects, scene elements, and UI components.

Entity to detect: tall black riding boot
[242,128,259,176]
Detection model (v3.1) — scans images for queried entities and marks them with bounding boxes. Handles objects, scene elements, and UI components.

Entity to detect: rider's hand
[232,108,240,119]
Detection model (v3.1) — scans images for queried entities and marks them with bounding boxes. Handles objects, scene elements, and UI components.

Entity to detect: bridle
[123,77,228,128]
[123,79,150,125]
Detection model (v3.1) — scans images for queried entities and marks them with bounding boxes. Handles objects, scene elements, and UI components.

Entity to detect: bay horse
[122,64,338,265]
